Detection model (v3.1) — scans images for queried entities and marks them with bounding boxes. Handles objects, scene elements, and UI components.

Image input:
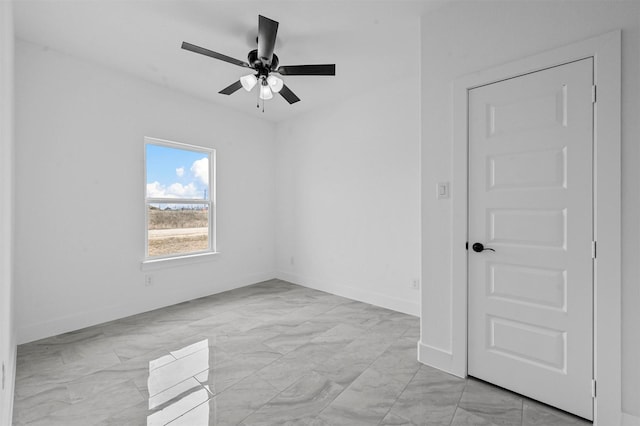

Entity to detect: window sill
[141,251,219,271]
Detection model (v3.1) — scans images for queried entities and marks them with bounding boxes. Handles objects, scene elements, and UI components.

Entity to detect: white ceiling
[13,0,443,122]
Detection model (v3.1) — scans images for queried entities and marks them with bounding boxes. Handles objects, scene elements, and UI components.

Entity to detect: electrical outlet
[144,275,153,287]
[411,279,420,290]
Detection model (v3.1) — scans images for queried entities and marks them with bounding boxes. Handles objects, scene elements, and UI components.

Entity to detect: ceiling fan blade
[276,64,336,76]
[219,80,243,95]
[182,42,251,69]
[279,84,301,104]
[258,15,279,65]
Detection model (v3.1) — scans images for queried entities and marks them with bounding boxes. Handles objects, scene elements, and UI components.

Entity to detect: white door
[467,58,594,420]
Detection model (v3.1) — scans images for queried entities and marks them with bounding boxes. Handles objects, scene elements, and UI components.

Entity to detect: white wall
[274,16,421,316]
[14,40,277,344]
[0,1,15,424]
[419,0,640,418]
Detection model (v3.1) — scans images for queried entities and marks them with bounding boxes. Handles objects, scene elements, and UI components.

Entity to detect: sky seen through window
[146,144,209,200]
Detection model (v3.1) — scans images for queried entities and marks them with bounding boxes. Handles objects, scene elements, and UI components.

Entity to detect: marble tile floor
[12,279,591,426]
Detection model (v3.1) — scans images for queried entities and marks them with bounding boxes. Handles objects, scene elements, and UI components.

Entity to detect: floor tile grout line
[241,305,377,375]
[158,396,211,426]
[232,378,283,425]
[200,305,313,424]
[231,326,350,423]
[148,366,210,402]
[314,333,410,422]
[376,365,422,425]
[448,373,470,426]
[134,284,303,424]
[236,310,408,423]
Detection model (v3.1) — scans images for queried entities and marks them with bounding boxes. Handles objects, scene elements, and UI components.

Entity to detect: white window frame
[143,137,216,264]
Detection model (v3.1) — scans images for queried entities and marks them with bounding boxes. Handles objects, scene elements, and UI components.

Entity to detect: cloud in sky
[147,181,202,199]
[147,157,209,199]
[191,158,209,185]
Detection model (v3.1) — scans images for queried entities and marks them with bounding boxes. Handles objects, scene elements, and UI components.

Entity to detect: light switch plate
[437,182,450,199]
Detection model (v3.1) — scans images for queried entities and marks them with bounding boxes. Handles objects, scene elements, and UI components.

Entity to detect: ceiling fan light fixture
[259,83,274,100]
[267,75,284,93]
[240,74,258,91]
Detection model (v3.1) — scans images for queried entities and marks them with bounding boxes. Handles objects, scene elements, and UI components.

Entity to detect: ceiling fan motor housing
[248,49,279,76]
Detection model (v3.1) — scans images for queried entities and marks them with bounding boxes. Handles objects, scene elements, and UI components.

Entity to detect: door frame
[0,1,14,424]
[450,31,621,425]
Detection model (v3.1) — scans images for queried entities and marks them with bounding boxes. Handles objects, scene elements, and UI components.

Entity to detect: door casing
[449,31,621,425]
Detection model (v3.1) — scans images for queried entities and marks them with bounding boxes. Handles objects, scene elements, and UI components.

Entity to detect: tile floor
[13,280,591,426]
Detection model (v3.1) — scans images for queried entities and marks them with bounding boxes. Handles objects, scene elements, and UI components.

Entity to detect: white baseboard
[17,272,276,344]
[623,413,640,426]
[19,271,419,344]
[276,271,419,317]
[0,345,16,426]
[417,340,465,378]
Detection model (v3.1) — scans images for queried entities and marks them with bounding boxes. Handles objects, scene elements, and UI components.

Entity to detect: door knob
[472,242,495,253]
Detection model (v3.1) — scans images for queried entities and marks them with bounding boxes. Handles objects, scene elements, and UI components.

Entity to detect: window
[144,137,215,260]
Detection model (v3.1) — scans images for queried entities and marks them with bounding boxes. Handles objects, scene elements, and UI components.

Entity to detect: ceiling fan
[182,15,336,107]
